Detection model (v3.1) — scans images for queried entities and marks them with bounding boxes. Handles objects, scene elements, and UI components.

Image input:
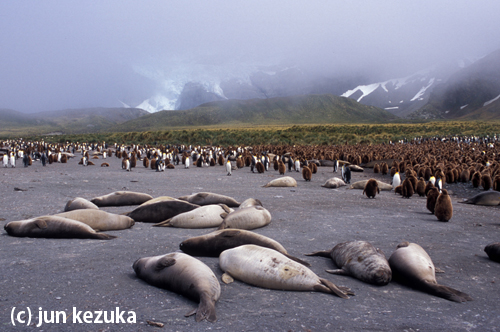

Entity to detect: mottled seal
[459,191,500,206]
[388,241,472,302]
[55,209,135,231]
[348,180,392,191]
[321,177,346,189]
[179,229,310,266]
[484,243,500,263]
[4,216,116,240]
[153,204,232,228]
[219,245,353,298]
[178,192,240,207]
[63,197,99,212]
[218,205,271,230]
[133,252,221,322]
[306,240,391,285]
[91,191,153,207]
[263,176,297,188]
[126,199,200,223]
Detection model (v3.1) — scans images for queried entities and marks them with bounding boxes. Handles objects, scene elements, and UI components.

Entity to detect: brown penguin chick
[150,158,157,170]
[278,161,286,175]
[256,161,265,173]
[460,168,470,183]
[416,177,426,197]
[100,162,110,167]
[381,162,389,175]
[143,156,150,168]
[471,172,481,188]
[493,175,500,191]
[424,180,435,196]
[445,169,454,184]
[394,185,403,195]
[402,178,414,199]
[363,179,380,198]
[424,167,432,181]
[426,187,440,214]
[302,166,312,181]
[408,175,418,191]
[309,162,318,174]
[166,163,175,169]
[434,189,453,222]
[481,173,492,191]
[273,159,279,171]
[373,163,380,174]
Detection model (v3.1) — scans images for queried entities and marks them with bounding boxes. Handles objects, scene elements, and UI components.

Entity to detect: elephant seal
[306,240,391,285]
[321,177,346,189]
[126,199,200,223]
[55,210,134,231]
[4,216,116,240]
[219,245,353,299]
[179,229,310,266]
[64,197,99,212]
[133,252,221,322]
[91,191,153,207]
[153,204,232,228]
[348,165,364,172]
[218,206,271,230]
[459,191,500,206]
[263,176,297,188]
[388,241,472,302]
[348,180,392,191]
[239,198,263,209]
[484,243,500,263]
[178,192,240,207]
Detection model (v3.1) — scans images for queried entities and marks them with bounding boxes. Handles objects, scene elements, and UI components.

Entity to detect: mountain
[111,94,397,132]
[409,49,500,120]
[0,107,148,136]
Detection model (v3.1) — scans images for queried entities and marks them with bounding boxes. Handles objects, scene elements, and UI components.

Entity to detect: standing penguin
[278,160,286,175]
[294,159,301,172]
[3,153,9,167]
[10,152,16,168]
[185,156,190,169]
[426,187,440,214]
[226,160,232,176]
[302,166,312,181]
[342,165,351,184]
[402,178,414,199]
[392,171,401,190]
[415,177,426,197]
[363,179,380,198]
[434,189,453,222]
[435,177,443,193]
[333,160,339,173]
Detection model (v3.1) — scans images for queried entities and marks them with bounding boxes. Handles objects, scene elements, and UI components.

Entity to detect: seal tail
[420,282,472,303]
[283,253,311,267]
[152,219,173,227]
[185,297,217,323]
[92,232,117,240]
[304,250,332,258]
[315,278,353,299]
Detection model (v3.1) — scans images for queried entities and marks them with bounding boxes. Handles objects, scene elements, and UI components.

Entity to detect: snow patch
[341,83,380,102]
[385,107,399,110]
[410,78,435,102]
[460,104,468,110]
[484,94,500,107]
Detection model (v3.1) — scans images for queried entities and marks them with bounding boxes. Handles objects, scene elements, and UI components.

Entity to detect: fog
[1,0,499,112]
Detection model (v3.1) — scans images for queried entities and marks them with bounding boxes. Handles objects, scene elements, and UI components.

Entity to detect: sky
[1,1,499,112]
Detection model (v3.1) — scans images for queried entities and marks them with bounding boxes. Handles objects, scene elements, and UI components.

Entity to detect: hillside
[111,94,397,132]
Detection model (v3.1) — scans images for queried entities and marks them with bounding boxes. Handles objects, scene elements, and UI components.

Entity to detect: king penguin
[226,159,232,176]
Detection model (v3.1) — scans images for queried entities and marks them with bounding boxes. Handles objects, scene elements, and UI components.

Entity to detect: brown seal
[64,197,99,212]
[484,243,500,263]
[306,240,391,285]
[91,191,153,207]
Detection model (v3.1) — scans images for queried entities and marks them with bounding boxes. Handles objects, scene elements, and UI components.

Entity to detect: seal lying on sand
[4,216,116,240]
[133,252,221,322]
[218,206,271,230]
[388,241,472,302]
[321,177,346,189]
[178,192,240,207]
[180,229,310,266]
[459,191,500,206]
[63,197,99,211]
[263,176,297,187]
[306,240,391,285]
[219,245,354,299]
[91,191,153,207]
[153,204,232,228]
[484,243,500,263]
[126,199,199,223]
[55,209,134,231]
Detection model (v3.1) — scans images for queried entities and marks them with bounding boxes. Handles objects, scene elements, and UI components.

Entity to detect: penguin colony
[1,136,500,325]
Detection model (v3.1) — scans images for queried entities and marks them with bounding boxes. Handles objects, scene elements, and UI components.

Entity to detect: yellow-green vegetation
[27,121,500,146]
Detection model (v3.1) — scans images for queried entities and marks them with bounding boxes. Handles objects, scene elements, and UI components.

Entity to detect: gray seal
[388,241,472,302]
[126,199,200,223]
[459,191,500,206]
[306,240,391,285]
[178,192,240,207]
[133,252,221,322]
[63,197,99,211]
[91,191,153,207]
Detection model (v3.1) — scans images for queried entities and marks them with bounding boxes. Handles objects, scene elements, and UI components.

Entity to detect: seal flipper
[92,232,117,240]
[155,256,176,271]
[219,204,231,214]
[152,218,173,227]
[283,253,311,267]
[217,214,229,230]
[420,282,472,303]
[305,250,332,258]
[192,294,217,322]
[34,219,48,229]
[326,269,349,276]
[221,272,234,284]
[314,278,353,299]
